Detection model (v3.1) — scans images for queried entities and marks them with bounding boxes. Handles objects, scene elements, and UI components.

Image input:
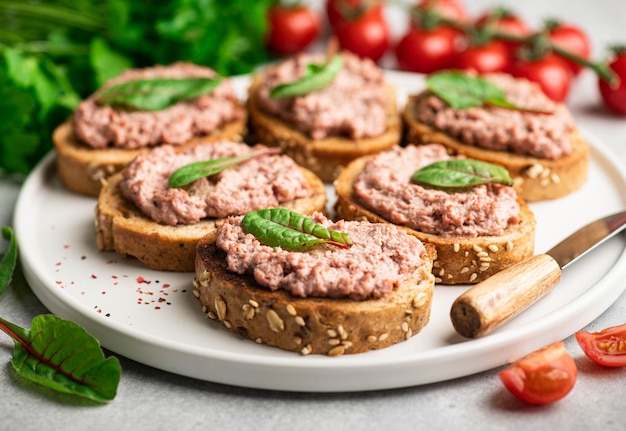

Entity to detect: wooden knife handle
[450,254,562,338]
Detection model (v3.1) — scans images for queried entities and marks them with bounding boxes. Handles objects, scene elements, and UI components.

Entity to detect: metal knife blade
[548,211,626,269]
[450,210,626,338]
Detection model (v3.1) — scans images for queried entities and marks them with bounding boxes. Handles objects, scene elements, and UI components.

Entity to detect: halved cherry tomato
[598,47,626,116]
[267,3,320,56]
[395,26,458,73]
[546,20,591,76]
[334,3,389,62]
[576,322,626,367]
[499,341,577,405]
[454,40,511,74]
[512,54,572,102]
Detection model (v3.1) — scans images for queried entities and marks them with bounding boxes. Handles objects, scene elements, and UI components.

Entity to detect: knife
[450,210,626,338]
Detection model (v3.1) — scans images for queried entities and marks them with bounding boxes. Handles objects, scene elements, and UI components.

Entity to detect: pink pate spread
[415,73,575,159]
[73,62,243,149]
[120,141,310,226]
[216,213,428,300]
[353,144,521,237]
[255,51,388,140]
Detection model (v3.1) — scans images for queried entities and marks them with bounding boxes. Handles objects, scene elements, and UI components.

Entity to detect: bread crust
[95,166,327,272]
[335,155,536,285]
[246,75,401,182]
[402,93,589,202]
[53,112,247,198]
[193,232,436,356]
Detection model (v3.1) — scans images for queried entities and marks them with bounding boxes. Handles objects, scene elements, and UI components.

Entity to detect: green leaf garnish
[425,71,552,113]
[0,227,121,402]
[168,147,280,188]
[0,227,17,296]
[241,208,352,251]
[411,158,514,189]
[96,76,222,111]
[269,54,343,99]
[0,315,121,402]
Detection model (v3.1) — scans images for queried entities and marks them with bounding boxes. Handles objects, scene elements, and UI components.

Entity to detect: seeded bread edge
[193,231,436,356]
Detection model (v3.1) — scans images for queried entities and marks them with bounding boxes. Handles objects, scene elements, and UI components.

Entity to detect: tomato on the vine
[513,54,572,102]
[267,3,320,56]
[415,0,468,23]
[454,40,511,74]
[598,47,626,116]
[395,26,458,73]
[547,21,591,76]
[326,0,384,29]
[475,8,531,53]
[333,3,389,62]
[499,341,577,405]
[576,322,626,366]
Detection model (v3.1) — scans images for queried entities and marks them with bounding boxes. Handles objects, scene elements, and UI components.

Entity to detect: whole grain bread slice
[335,155,536,285]
[193,231,436,356]
[246,75,401,182]
[95,166,327,272]
[402,93,589,202]
[54,113,246,198]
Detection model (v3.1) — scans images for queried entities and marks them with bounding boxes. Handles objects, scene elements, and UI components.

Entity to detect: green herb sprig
[426,71,552,113]
[269,54,343,99]
[96,77,222,111]
[411,158,514,189]
[242,208,352,251]
[0,227,121,402]
[168,147,281,188]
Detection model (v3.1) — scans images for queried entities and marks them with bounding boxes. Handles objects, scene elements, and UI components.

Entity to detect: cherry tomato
[476,8,531,53]
[598,47,626,116]
[415,0,468,23]
[512,54,572,102]
[326,0,384,29]
[395,26,458,73]
[267,4,320,56]
[334,4,389,62]
[499,341,577,405]
[547,21,591,76]
[576,322,626,366]
[454,40,511,74]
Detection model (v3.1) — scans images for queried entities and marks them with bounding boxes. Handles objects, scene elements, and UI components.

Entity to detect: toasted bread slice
[402,93,589,202]
[335,155,536,285]
[54,115,246,198]
[193,231,436,356]
[246,75,401,182]
[95,166,326,272]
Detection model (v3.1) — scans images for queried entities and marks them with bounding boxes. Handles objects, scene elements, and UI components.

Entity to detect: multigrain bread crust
[95,166,327,272]
[246,75,402,182]
[402,93,590,202]
[335,156,536,285]
[193,232,436,356]
[53,113,246,198]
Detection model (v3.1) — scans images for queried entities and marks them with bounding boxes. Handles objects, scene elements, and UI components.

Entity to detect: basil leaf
[0,227,18,296]
[425,71,551,113]
[0,314,121,402]
[241,208,352,251]
[411,159,514,188]
[269,54,343,99]
[96,76,222,111]
[168,147,280,188]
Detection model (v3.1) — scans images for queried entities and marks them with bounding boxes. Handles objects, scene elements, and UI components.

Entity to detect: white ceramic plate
[14,71,626,392]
